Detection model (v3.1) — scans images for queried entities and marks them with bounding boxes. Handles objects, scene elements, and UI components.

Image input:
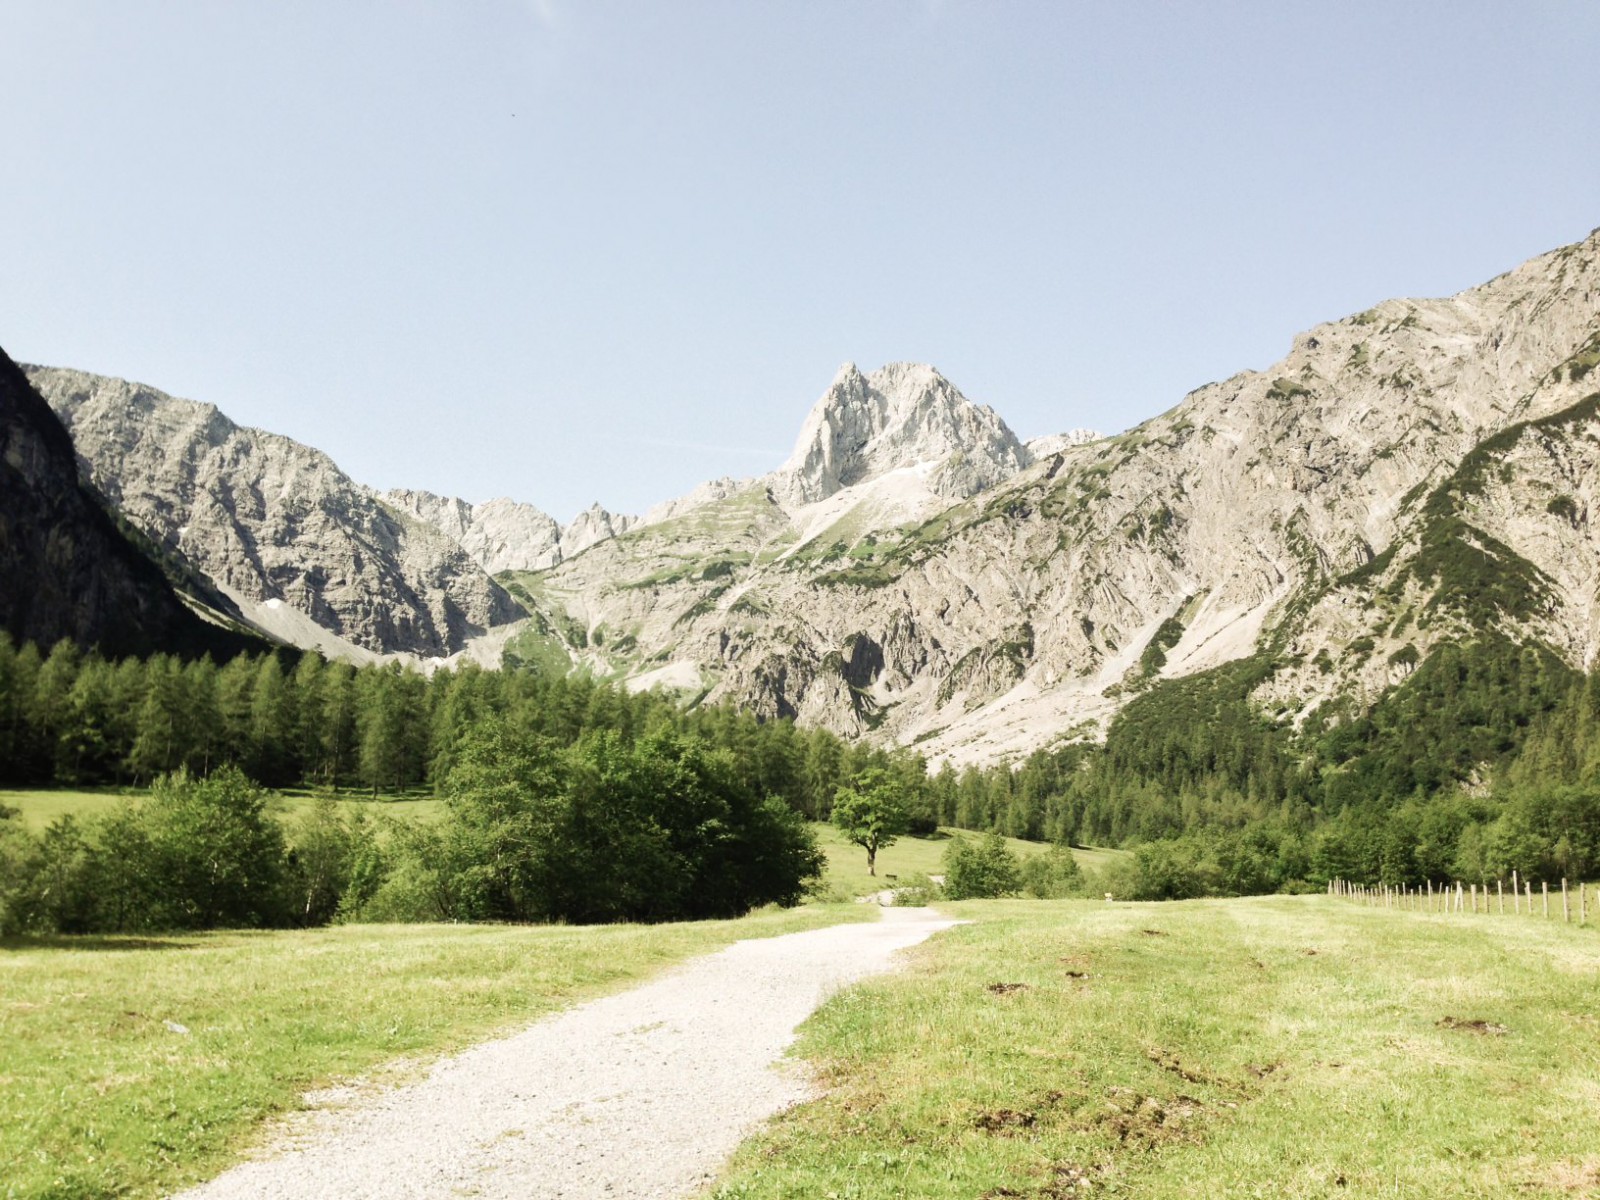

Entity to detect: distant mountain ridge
[22,224,1600,765]
[487,227,1600,764]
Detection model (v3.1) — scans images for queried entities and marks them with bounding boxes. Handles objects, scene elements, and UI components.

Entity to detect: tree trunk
[867,843,876,876]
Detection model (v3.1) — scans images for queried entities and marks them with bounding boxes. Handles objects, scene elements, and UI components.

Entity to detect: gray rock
[26,368,525,657]
[771,361,1031,505]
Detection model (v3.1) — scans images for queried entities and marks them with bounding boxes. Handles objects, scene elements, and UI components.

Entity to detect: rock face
[0,347,258,658]
[26,368,525,658]
[771,362,1031,505]
[509,227,1600,764]
[1025,428,1102,457]
[562,503,638,557]
[386,490,638,573]
[386,489,565,573]
[30,226,1600,766]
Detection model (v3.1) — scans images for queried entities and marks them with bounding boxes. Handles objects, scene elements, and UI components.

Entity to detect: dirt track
[170,907,955,1199]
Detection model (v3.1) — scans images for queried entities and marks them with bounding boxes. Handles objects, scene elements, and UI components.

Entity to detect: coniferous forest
[2,629,1599,934]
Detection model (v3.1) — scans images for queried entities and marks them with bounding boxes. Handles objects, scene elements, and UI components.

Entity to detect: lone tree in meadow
[831,766,910,876]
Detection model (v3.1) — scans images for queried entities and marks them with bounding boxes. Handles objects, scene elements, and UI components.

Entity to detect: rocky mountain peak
[773,361,1030,506]
[1025,428,1103,458]
[562,503,637,558]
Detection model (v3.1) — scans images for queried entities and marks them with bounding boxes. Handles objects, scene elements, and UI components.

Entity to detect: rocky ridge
[505,228,1600,764]
[0,347,259,659]
[25,367,526,660]
[769,361,1032,506]
[28,226,1600,767]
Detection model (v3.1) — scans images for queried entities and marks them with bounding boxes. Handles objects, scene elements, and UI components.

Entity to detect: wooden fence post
[1543,881,1550,919]
[1513,871,1521,914]
[1563,879,1570,923]
[1498,879,1504,914]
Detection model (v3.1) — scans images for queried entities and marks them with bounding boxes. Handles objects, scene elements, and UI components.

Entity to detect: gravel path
[171,907,956,1200]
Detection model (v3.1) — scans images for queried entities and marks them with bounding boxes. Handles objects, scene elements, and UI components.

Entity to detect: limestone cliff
[509,228,1600,764]
[0,347,260,658]
[770,361,1031,506]
[25,368,525,658]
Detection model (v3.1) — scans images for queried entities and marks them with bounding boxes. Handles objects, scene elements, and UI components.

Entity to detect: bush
[1103,839,1217,901]
[1018,845,1084,898]
[402,723,825,924]
[886,871,942,906]
[942,832,1021,899]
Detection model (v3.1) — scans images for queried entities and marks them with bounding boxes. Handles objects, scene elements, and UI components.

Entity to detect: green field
[5,791,1122,894]
[812,822,1123,897]
[708,896,1600,1199]
[1,787,442,831]
[1,788,129,830]
[0,905,872,1200]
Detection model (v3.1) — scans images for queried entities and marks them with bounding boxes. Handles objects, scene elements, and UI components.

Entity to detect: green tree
[285,795,359,925]
[140,765,290,929]
[438,720,566,921]
[831,766,909,876]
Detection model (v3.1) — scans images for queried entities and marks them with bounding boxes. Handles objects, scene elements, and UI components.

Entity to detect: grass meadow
[0,906,871,1200]
[4,788,1124,897]
[811,821,1123,897]
[708,896,1600,1200]
[1,787,444,832]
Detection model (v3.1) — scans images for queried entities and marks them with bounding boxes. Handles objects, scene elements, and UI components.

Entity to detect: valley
[16,228,1600,769]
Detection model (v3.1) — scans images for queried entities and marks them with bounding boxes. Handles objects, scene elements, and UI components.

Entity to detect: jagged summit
[1026,428,1103,457]
[772,362,1030,506]
[384,490,638,573]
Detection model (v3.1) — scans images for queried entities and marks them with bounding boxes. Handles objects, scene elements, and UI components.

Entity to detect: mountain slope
[510,228,1600,764]
[25,367,527,660]
[0,347,262,658]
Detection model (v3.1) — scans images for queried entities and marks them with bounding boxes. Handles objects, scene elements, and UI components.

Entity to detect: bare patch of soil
[1438,1016,1509,1036]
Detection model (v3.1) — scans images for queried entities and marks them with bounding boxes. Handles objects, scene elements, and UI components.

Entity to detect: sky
[3,2,1598,524]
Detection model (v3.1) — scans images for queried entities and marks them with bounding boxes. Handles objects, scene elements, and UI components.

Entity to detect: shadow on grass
[0,934,200,952]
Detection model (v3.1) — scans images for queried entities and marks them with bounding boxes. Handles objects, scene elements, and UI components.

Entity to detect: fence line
[1326,877,1591,927]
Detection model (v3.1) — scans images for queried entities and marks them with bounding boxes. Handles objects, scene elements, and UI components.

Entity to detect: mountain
[24,226,1600,769]
[24,367,526,661]
[770,361,1032,505]
[496,228,1600,764]
[0,346,261,658]
[382,491,639,574]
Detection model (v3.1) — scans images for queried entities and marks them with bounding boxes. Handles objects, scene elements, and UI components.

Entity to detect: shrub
[887,871,942,906]
[942,832,1021,899]
[1018,845,1084,898]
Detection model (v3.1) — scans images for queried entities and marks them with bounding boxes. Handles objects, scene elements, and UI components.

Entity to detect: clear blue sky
[3,1,1597,523]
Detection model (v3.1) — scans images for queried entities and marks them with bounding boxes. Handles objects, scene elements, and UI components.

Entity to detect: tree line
[0,634,922,935]
[5,627,1599,922]
[938,635,1600,898]
[0,634,908,811]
